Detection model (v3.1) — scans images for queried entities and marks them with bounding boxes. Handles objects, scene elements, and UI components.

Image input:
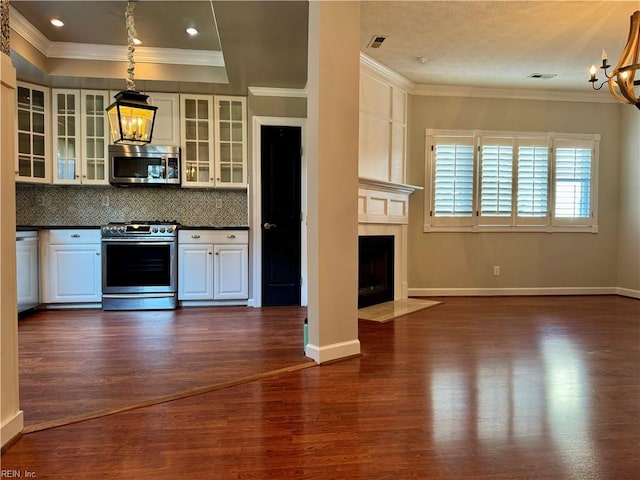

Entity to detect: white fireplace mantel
[358,177,421,301]
[358,177,422,225]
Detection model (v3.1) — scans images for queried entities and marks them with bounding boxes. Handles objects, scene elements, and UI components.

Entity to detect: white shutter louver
[480,141,513,221]
[517,143,548,219]
[433,141,474,219]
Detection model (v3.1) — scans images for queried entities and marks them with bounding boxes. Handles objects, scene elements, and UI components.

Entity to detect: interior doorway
[251,117,307,307]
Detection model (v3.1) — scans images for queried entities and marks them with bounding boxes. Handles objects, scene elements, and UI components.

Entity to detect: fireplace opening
[358,235,394,309]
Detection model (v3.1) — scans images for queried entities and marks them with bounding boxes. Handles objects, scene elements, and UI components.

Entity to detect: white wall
[407,95,622,294]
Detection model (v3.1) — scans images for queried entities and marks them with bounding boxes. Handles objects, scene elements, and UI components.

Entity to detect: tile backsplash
[16,184,248,227]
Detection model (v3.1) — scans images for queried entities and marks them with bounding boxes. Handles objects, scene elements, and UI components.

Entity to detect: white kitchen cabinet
[177,230,248,304]
[16,231,39,312]
[41,229,102,304]
[180,94,215,187]
[80,90,110,185]
[148,92,180,146]
[52,89,109,185]
[178,243,214,300]
[214,96,247,188]
[16,82,51,183]
[213,244,248,300]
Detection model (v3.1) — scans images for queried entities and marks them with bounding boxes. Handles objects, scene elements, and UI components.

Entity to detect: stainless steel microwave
[109,145,180,185]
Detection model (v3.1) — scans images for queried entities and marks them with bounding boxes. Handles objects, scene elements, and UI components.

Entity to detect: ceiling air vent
[367,35,388,49]
[528,73,557,80]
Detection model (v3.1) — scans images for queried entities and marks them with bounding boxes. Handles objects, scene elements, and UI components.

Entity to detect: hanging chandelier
[589,10,640,110]
[106,0,157,144]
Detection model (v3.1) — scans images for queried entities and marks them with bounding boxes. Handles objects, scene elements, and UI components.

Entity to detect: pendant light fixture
[589,10,640,110]
[106,0,157,144]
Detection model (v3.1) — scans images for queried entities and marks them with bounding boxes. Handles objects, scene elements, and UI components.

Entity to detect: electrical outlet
[493,266,501,276]
[215,198,222,209]
[36,195,45,206]
[102,195,110,207]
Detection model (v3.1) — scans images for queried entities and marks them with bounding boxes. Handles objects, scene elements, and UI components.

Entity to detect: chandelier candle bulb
[590,65,597,81]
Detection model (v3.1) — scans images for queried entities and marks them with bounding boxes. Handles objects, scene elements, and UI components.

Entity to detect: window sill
[423,224,598,233]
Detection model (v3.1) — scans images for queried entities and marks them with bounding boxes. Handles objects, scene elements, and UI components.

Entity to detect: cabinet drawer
[47,229,101,244]
[178,230,248,244]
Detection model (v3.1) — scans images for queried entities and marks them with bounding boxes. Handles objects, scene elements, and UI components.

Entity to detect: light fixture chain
[125,0,137,91]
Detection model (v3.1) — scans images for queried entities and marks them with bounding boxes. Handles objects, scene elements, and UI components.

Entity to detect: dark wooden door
[261,125,302,306]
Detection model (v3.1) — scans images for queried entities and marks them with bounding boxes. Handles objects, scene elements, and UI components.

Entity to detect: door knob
[263,222,277,230]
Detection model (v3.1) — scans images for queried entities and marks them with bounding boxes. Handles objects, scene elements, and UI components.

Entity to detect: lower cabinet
[178,230,248,303]
[41,229,102,304]
[16,231,39,312]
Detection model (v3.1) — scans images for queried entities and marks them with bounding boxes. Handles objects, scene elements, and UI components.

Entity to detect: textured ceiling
[8,1,640,94]
[360,1,639,91]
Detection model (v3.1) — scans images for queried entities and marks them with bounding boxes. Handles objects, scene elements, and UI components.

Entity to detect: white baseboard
[305,339,361,364]
[1,410,23,448]
[408,287,618,297]
[616,287,640,299]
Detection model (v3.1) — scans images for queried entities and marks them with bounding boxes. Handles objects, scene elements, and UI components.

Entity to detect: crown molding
[9,5,49,54]
[360,52,415,92]
[412,83,618,104]
[9,5,224,68]
[47,42,224,67]
[248,86,307,98]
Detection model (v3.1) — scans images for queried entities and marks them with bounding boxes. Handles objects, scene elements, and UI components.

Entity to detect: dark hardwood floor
[16,305,312,430]
[3,296,639,479]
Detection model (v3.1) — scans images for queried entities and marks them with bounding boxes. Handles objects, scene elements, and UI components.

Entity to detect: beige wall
[406,95,622,291]
[1,52,22,448]
[617,107,640,293]
[305,1,360,362]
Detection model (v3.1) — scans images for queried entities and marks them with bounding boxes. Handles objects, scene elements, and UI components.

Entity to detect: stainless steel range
[101,221,179,310]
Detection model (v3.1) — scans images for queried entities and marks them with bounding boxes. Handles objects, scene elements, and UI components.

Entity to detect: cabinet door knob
[191,234,200,239]
[96,252,100,256]
[208,251,212,255]
[263,223,276,230]
[227,234,236,239]
[71,234,81,238]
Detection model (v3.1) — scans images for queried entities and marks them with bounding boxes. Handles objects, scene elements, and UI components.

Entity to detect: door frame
[250,116,307,308]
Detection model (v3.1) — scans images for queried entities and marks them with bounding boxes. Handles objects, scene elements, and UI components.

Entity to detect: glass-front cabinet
[180,94,214,188]
[16,82,51,183]
[80,90,109,185]
[52,89,109,185]
[52,89,80,183]
[215,96,247,188]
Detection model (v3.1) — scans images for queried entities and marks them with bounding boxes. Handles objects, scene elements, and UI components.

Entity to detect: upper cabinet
[52,89,109,185]
[214,96,247,188]
[180,94,215,188]
[15,83,247,189]
[148,92,180,146]
[359,64,408,185]
[16,82,51,183]
[181,94,247,189]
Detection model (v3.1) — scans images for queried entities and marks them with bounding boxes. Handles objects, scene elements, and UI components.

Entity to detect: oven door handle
[102,239,175,245]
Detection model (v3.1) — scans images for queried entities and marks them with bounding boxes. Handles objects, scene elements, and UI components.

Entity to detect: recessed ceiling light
[50,18,64,28]
[133,38,142,46]
[415,57,428,64]
[186,27,199,36]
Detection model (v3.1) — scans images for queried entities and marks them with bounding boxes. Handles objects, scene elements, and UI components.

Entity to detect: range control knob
[160,227,166,233]
[152,227,158,233]
[118,227,125,233]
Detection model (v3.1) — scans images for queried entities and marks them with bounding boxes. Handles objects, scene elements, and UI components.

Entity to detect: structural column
[0,0,23,448]
[305,1,360,362]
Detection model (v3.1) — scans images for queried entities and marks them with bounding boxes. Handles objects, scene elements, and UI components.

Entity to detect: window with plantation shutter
[431,135,475,226]
[424,130,598,233]
[516,140,549,225]
[479,138,513,224]
[552,139,594,226]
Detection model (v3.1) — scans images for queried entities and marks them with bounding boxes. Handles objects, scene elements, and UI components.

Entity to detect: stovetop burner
[102,220,180,238]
